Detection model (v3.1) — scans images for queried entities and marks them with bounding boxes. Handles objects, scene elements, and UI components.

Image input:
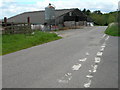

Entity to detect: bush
[105,23,119,36]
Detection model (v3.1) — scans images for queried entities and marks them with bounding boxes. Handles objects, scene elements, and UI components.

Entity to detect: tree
[107,14,116,24]
[93,10,102,15]
[82,8,86,13]
[86,9,91,15]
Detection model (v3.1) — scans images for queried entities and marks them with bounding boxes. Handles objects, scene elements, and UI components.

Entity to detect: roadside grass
[2,31,62,55]
[105,22,119,36]
[0,35,2,55]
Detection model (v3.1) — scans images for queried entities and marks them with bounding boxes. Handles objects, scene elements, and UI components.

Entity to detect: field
[105,23,119,36]
[2,31,62,55]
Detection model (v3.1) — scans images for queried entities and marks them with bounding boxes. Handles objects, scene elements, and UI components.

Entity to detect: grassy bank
[0,35,2,55]
[2,31,62,55]
[105,23,119,36]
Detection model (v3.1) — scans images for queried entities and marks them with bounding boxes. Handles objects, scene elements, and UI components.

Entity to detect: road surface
[2,26,118,88]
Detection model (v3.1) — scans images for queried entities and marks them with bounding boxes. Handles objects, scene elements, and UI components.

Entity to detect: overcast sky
[1,0,119,19]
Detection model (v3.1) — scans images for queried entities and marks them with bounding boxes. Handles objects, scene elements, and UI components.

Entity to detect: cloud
[0,0,119,19]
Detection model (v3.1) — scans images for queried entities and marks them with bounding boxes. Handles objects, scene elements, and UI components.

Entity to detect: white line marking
[91,65,98,72]
[97,52,103,56]
[89,70,92,73]
[65,74,68,77]
[105,36,109,41]
[68,76,72,80]
[58,79,68,83]
[86,52,90,56]
[86,75,93,78]
[84,79,92,88]
[101,45,106,48]
[94,65,98,69]
[93,65,98,72]
[93,69,97,73]
[100,47,105,52]
[102,42,106,46]
[72,64,82,71]
[95,57,101,63]
[65,73,72,76]
[91,65,94,67]
[79,58,87,62]
[102,34,106,38]
[67,73,72,76]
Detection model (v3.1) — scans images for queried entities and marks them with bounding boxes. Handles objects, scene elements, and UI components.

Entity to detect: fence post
[4,17,7,34]
[27,17,30,24]
[27,17,31,34]
[11,22,14,34]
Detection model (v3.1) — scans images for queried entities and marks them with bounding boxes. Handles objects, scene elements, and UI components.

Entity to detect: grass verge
[0,35,2,55]
[2,31,62,55]
[105,22,119,36]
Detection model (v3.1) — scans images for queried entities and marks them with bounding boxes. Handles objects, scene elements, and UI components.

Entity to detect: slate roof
[8,9,75,24]
[7,8,91,24]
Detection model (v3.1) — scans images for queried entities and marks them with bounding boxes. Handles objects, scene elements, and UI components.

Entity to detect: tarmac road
[2,26,118,88]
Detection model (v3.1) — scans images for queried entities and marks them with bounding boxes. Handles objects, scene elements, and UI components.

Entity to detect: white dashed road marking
[93,65,98,73]
[65,73,72,76]
[100,47,105,52]
[97,52,103,56]
[84,79,92,88]
[89,70,92,73]
[86,52,90,56]
[83,38,109,88]
[101,34,106,38]
[68,76,72,80]
[102,42,106,46]
[58,72,72,83]
[101,45,106,48]
[105,36,109,41]
[72,64,82,71]
[58,79,68,83]
[86,75,93,78]
[79,58,87,62]
[95,57,101,63]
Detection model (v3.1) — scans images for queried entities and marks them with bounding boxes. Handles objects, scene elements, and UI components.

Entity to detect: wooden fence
[2,17,32,34]
[2,23,32,34]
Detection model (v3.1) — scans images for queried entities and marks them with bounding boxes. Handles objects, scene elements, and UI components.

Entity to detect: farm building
[7,8,93,29]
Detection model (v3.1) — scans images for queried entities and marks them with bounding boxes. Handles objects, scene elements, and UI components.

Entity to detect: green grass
[105,22,120,36]
[0,35,2,55]
[2,31,62,55]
